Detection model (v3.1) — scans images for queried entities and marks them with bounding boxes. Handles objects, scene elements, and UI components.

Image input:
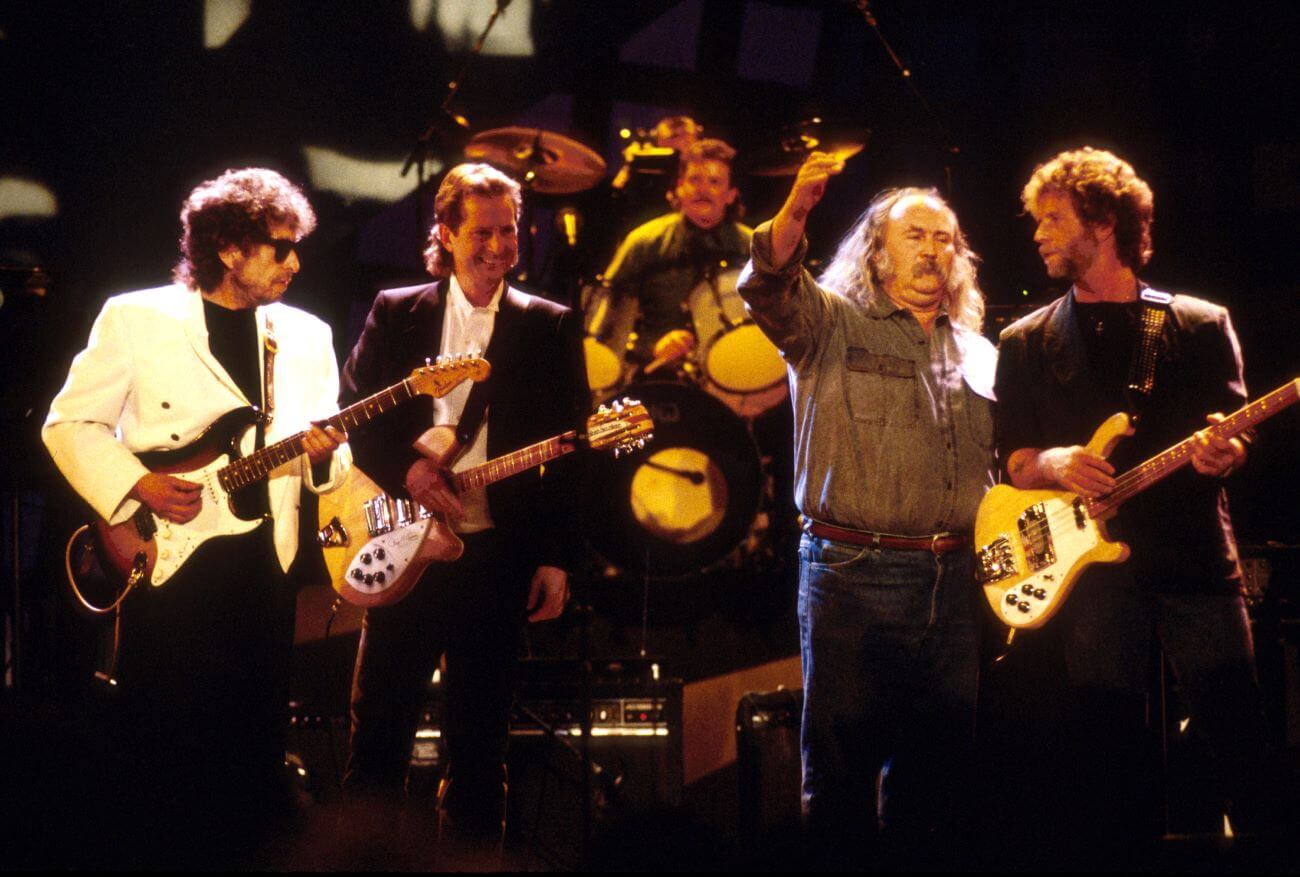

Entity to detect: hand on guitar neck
[1009,408,1246,498]
[1190,412,1247,477]
[128,423,347,524]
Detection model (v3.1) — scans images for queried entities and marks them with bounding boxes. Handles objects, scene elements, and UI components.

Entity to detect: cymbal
[465,127,607,194]
[743,122,870,177]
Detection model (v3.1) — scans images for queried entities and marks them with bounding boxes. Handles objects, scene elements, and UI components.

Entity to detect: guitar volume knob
[351,569,363,581]
[361,552,372,565]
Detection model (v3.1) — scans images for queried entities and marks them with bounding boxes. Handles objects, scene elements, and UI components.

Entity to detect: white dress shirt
[434,275,503,532]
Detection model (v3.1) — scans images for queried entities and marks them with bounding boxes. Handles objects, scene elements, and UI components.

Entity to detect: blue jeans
[798,533,979,853]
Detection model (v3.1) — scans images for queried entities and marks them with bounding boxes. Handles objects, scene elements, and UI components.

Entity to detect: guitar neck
[1094,379,1299,515]
[452,431,578,493]
[221,379,424,491]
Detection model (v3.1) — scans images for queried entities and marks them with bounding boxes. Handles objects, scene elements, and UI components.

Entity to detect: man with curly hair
[737,152,996,867]
[996,146,1270,862]
[43,167,348,864]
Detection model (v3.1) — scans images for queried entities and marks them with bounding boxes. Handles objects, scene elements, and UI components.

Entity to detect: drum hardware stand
[847,0,959,195]
[400,0,512,252]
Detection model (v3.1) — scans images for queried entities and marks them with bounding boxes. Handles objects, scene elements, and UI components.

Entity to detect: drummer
[600,137,753,376]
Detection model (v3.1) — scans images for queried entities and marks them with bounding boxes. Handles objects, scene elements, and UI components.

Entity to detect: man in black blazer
[339,163,587,843]
[995,147,1269,863]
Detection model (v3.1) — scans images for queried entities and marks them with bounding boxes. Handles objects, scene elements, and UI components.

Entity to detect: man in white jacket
[43,167,346,866]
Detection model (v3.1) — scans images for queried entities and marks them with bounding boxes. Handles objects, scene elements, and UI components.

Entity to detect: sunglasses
[252,233,302,263]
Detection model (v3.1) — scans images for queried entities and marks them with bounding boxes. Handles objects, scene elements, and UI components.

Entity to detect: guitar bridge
[317,516,350,548]
[975,536,1016,584]
[1018,502,1056,571]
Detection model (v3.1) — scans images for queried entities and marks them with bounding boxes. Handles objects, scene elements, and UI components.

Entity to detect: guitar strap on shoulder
[454,372,491,449]
[1125,288,1172,419]
[260,314,278,440]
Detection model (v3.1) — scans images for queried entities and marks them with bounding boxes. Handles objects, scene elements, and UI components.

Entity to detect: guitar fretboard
[452,432,578,493]
[1093,379,1299,515]
[219,379,424,493]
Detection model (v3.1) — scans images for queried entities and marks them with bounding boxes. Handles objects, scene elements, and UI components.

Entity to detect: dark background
[2,0,1298,699]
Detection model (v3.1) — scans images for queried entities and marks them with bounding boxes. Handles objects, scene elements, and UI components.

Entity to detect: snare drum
[687,268,789,416]
[581,283,638,396]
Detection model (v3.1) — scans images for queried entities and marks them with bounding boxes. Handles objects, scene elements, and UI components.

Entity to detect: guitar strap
[454,364,491,450]
[1124,288,1172,421]
[259,313,278,446]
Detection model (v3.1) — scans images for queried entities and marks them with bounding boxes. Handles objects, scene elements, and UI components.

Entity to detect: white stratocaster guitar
[66,355,490,612]
[976,378,1299,629]
[317,398,654,607]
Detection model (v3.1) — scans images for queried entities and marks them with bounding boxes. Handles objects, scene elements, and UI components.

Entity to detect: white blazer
[43,284,350,573]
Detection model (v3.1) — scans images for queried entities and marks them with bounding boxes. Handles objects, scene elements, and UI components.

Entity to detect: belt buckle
[870,532,882,550]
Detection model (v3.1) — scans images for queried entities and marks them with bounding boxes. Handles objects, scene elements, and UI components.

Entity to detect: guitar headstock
[587,398,654,457]
[407,354,491,398]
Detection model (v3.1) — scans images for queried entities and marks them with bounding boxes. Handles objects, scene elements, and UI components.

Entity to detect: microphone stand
[849,0,960,195]
[401,1,514,252]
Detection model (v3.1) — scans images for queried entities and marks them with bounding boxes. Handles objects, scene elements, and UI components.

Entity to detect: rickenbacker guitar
[66,355,491,612]
[976,378,1299,630]
[317,398,654,607]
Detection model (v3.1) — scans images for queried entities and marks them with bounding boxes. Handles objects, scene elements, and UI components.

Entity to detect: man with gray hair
[737,153,995,865]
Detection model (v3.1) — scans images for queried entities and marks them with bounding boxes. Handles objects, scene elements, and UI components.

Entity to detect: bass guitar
[317,398,654,607]
[976,378,1298,629]
[66,355,490,611]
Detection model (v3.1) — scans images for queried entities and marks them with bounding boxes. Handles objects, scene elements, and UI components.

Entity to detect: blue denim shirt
[738,221,996,535]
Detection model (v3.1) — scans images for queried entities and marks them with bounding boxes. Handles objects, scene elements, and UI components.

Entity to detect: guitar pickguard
[148,456,262,586]
[976,486,1126,629]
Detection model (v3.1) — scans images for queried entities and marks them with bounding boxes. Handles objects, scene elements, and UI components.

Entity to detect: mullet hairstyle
[1021,146,1154,270]
[423,163,523,280]
[818,187,985,333]
[174,168,316,292]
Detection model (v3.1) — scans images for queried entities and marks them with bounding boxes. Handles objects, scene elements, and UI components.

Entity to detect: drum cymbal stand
[399,1,512,252]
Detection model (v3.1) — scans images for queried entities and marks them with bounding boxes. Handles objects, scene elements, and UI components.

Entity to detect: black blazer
[341,280,588,573]
[995,287,1248,590]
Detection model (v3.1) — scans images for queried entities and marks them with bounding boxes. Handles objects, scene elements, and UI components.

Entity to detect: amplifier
[411,658,683,868]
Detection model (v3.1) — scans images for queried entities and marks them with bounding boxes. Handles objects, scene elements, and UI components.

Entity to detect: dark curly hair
[173,168,316,292]
[423,163,523,280]
[1021,146,1154,270]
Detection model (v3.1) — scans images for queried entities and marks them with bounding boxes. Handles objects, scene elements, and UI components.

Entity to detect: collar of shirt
[447,274,506,318]
[865,292,950,328]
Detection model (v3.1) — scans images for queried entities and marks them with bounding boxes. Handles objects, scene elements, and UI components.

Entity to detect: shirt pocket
[845,348,919,428]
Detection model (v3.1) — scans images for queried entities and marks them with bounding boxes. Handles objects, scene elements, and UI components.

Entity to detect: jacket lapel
[400,280,447,364]
[1043,289,1089,392]
[183,291,249,403]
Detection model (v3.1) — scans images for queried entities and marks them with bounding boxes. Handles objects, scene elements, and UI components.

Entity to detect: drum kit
[454,119,869,580]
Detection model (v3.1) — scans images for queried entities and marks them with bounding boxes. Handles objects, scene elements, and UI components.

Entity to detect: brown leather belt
[806,520,968,555]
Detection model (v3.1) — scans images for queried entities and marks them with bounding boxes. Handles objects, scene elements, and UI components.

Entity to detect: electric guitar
[976,378,1299,629]
[317,398,654,607]
[65,355,491,612]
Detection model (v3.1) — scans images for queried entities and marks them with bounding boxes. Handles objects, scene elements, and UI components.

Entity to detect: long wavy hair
[423,163,523,280]
[1021,146,1154,270]
[818,187,985,333]
[173,168,316,292]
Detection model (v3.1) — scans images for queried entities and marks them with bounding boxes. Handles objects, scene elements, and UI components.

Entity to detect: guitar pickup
[1018,502,1056,571]
[975,536,1016,583]
[317,516,350,548]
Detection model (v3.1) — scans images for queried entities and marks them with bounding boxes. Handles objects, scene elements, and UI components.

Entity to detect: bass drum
[585,381,763,578]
